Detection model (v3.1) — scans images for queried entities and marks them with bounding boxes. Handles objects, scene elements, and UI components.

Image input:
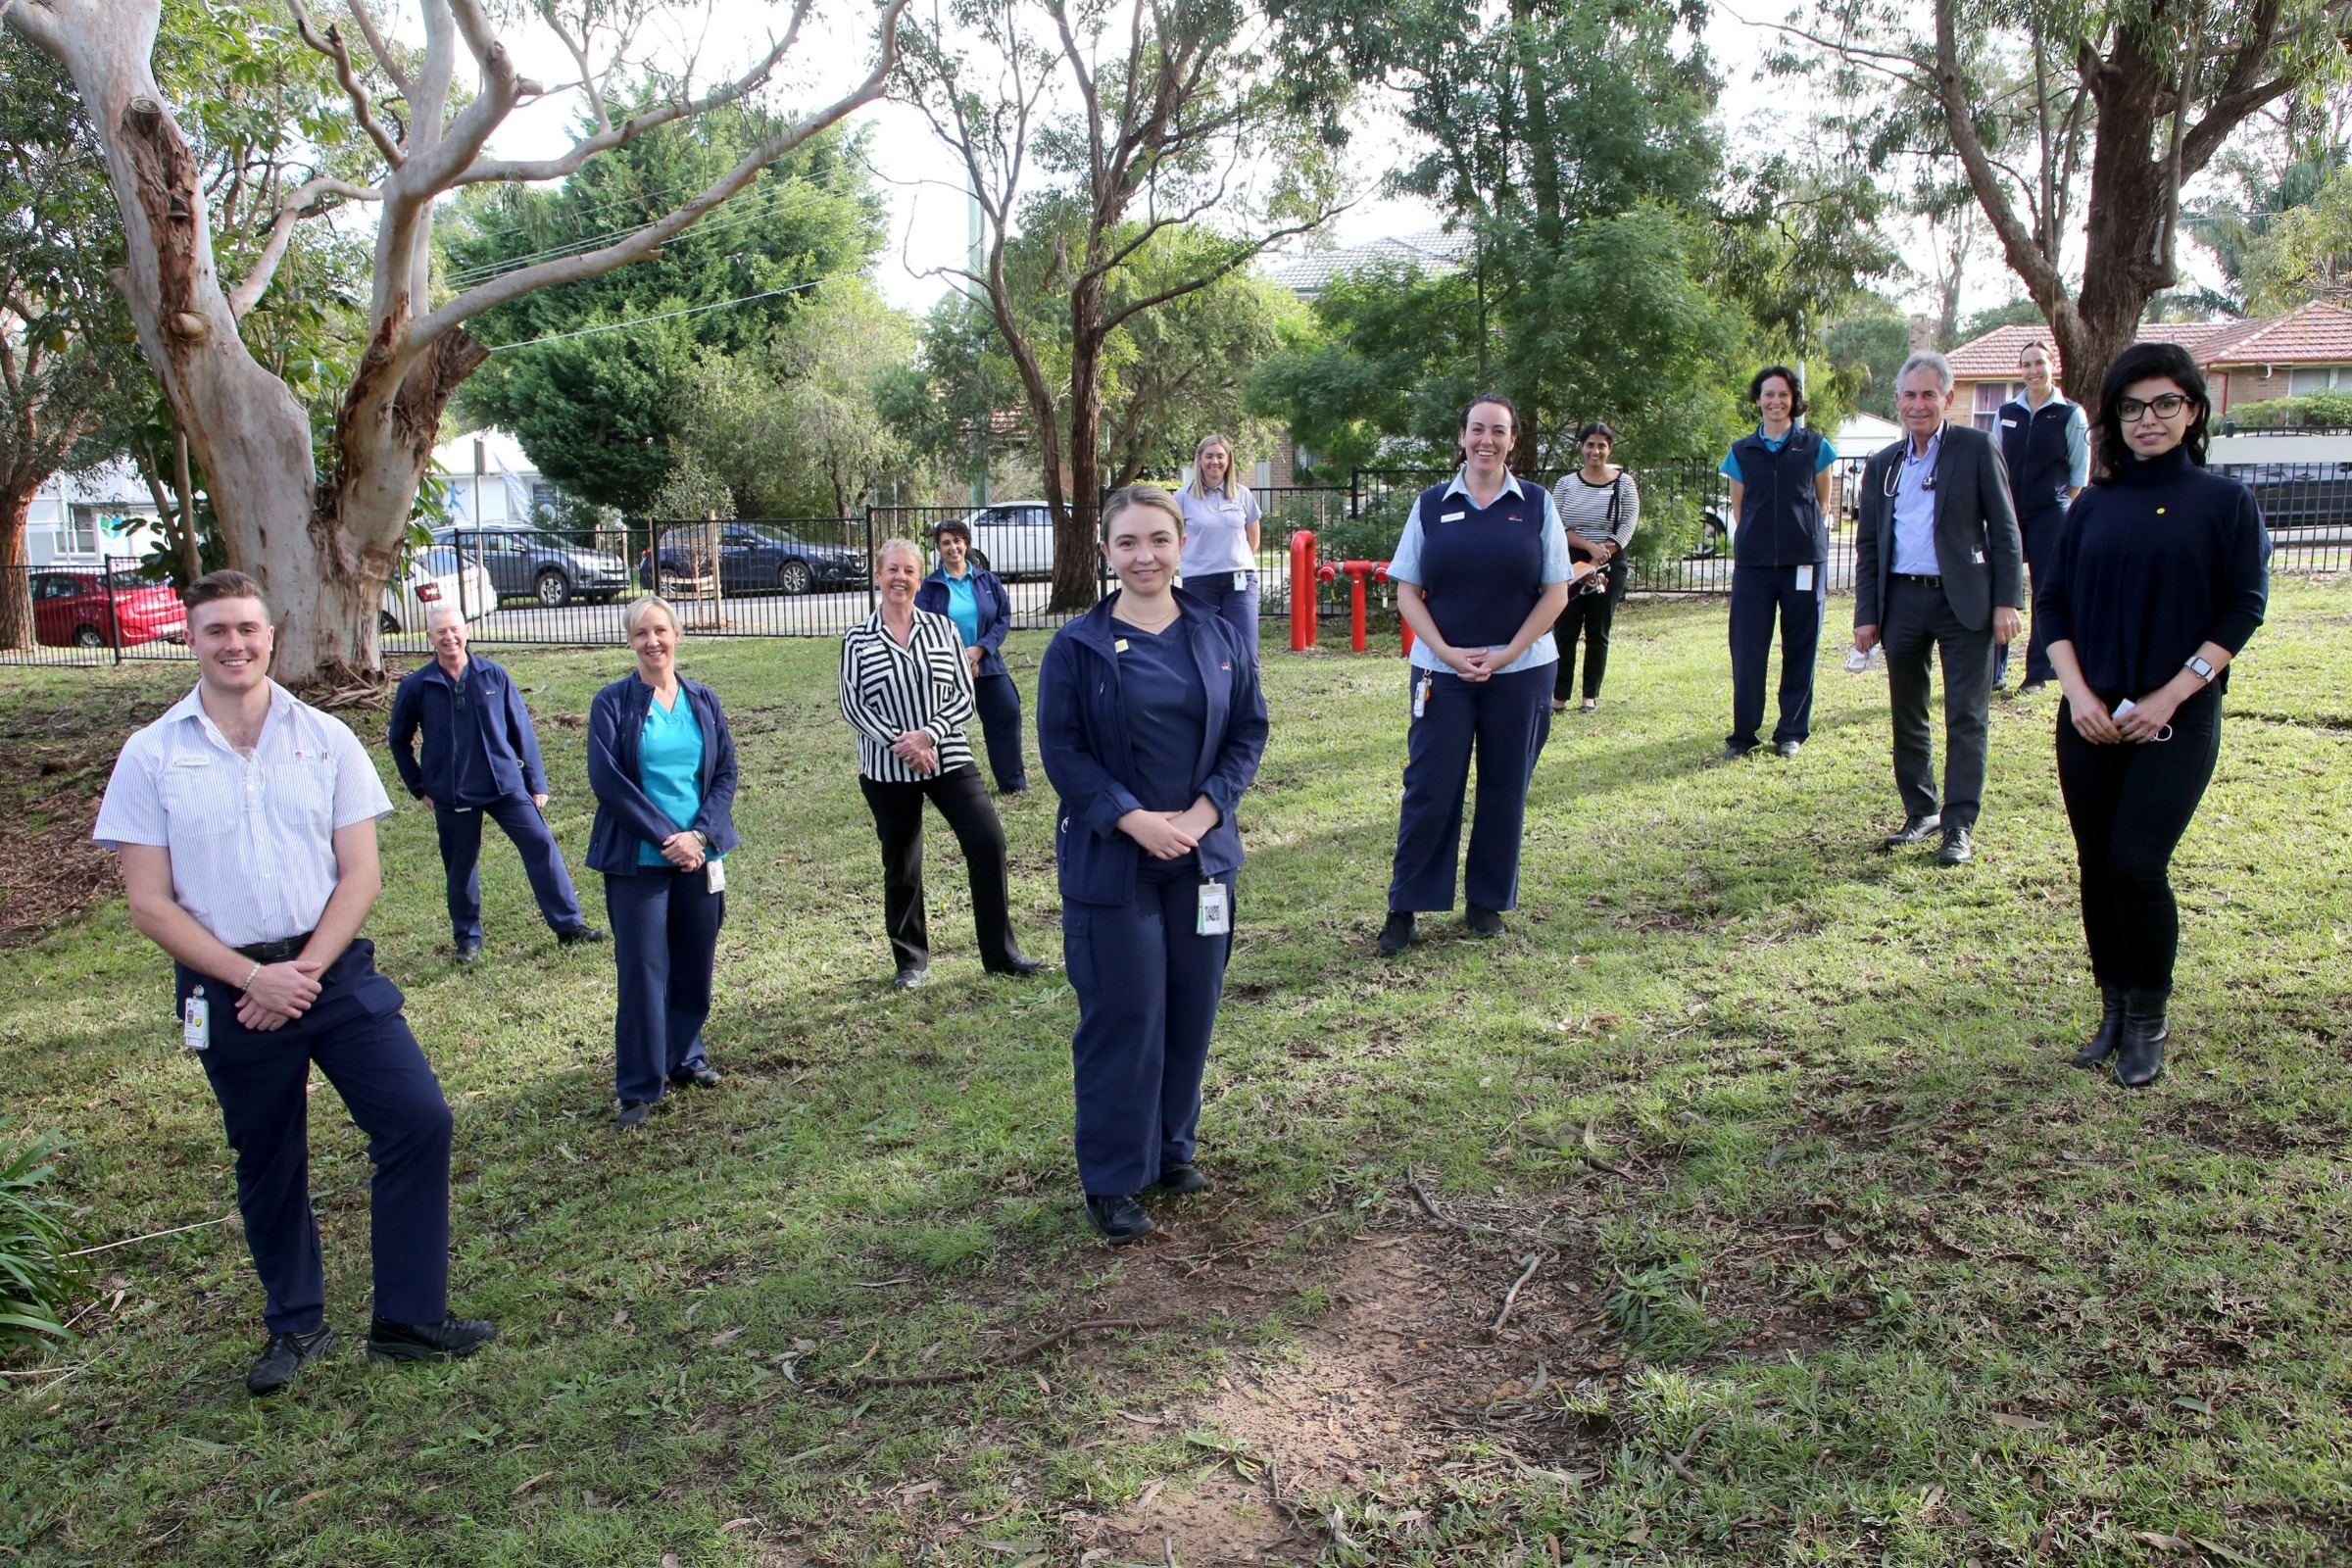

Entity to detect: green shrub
[0,1123,85,1352]
[2222,390,2352,430]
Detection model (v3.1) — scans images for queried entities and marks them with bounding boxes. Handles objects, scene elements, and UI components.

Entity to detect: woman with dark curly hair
[2037,341,2271,1089]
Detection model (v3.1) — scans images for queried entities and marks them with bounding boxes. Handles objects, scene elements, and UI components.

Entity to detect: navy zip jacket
[1036,587,1268,906]
[913,566,1015,678]
[388,654,546,805]
[585,674,741,875]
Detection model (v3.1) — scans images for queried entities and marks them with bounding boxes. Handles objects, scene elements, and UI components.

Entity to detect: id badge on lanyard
[706,857,727,895]
[1413,672,1433,720]
[1197,881,1230,936]
[182,986,210,1051]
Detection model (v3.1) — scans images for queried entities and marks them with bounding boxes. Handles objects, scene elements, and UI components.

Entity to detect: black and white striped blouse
[839,608,980,782]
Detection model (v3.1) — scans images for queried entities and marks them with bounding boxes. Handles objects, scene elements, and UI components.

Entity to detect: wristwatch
[2183,655,2216,683]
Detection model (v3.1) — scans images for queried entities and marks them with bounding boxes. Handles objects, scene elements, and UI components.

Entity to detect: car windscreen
[414,547,466,576]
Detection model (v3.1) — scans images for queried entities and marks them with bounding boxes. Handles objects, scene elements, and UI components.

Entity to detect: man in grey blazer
[1853,352,2025,865]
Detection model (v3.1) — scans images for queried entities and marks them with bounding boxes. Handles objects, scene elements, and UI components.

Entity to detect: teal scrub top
[636,690,713,866]
[942,572,982,647]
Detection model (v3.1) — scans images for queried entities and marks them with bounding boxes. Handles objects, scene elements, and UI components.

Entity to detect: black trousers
[858,763,1020,970]
[1882,577,1995,831]
[2055,686,2222,992]
[1551,574,1621,702]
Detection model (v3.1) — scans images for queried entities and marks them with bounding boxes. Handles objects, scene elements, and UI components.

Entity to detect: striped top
[839,608,979,782]
[1548,468,1641,551]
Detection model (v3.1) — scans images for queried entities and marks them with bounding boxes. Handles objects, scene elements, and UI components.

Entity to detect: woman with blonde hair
[586,596,739,1128]
[1176,433,1264,652]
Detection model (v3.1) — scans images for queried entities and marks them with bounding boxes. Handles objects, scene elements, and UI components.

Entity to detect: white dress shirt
[92,680,394,947]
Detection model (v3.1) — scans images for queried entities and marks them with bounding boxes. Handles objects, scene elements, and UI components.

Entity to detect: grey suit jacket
[1852,421,2025,634]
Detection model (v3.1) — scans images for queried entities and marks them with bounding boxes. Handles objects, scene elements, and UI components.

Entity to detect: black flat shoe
[2019,680,2048,696]
[988,956,1050,977]
[1464,904,1505,938]
[1377,910,1415,956]
[558,926,609,947]
[1719,742,1755,761]
[1775,739,1803,758]
[366,1312,497,1363]
[1936,826,1974,865]
[246,1325,337,1396]
[998,780,1031,795]
[616,1100,652,1128]
[1883,813,1942,849]
[893,965,928,990]
[1084,1194,1156,1246]
[668,1066,722,1089]
[453,941,482,965]
[2073,987,2126,1069]
[2115,990,2169,1089]
[1155,1162,1210,1196]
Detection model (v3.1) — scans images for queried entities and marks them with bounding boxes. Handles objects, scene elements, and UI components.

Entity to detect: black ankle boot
[2115,988,2169,1089]
[2073,986,2126,1069]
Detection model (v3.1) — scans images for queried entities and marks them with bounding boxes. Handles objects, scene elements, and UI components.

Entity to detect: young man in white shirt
[92,570,494,1395]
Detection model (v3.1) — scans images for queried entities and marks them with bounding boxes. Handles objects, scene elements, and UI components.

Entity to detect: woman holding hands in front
[586,597,740,1128]
[1037,485,1268,1246]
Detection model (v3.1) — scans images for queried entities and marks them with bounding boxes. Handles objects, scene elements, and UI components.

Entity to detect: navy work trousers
[1994,508,2065,688]
[176,941,452,1336]
[1727,562,1825,750]
[971,672,1030,792]
[1389,662,1553,913]
[1064,858,1236,1197]
[1191,570,1259,659]
[433,793,586,944]
[604,866,723,1104]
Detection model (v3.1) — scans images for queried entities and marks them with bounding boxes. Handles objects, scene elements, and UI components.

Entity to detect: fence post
[104,559,122,664]
[1348,467,1360,520]
[1289,530,1316,652]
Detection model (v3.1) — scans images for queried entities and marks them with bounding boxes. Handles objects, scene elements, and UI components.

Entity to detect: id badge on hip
[1794,564,1815,592]
[706,857,727,895]
[1412,672,1433,719]
[1233,569,1248,592]
[182,987,210,1052]
[1197,881,1230,936]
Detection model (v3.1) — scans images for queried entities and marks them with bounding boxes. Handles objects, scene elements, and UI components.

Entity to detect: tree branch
[1932,0,2072,321]
[345,0,412,98]
[285,0,406,168]
[1098,209,1340,338]
[228,176,381,318]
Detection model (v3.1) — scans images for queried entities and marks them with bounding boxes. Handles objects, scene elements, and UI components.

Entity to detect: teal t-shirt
[942,572,982,647]
[636,689,711,867]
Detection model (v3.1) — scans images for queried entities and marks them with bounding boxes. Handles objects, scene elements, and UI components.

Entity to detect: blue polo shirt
[636,691,710,866]
[1388,471,1573,674]
[941,571,982,647]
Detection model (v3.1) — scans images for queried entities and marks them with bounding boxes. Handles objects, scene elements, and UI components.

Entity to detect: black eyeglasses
[2117,393,2192,421]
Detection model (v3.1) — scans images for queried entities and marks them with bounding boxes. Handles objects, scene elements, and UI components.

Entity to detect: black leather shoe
[1155,1162,1210,1196]
[1464,904,1505,937]
[246,1325,337,1395]
[1775,740,1803,758]
[669,1065,722,1089]
[1936,826,1974,865]
[1377,910,1415,956]
[1719,742,1755,761]
[893,965,928,990]
[2019,680,2048,696]
[616,1100,652,1128]
[558,926,609,947]
[998,780,1031,795]
[988,956,1050,977]
[1084,1194,1156,1246]
[2073,987,2126,1069]
[2115,990,2169,1088]
[366,1312,498,1363]
[1883,813,1942,849]
[453,941,482,964]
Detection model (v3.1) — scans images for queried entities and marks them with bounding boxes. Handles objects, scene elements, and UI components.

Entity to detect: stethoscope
[1883,425,1944,498]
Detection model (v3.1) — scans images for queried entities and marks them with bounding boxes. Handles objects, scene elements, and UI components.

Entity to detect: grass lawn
[2,578,2349,1567]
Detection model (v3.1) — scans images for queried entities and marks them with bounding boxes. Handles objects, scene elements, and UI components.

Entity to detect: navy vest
[1730,426,1828,566]
[1998,396,2075,517]
[1412,479,1546,648]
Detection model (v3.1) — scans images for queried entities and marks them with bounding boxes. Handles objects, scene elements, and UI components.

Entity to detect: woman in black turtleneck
[2036,342,2270,1089]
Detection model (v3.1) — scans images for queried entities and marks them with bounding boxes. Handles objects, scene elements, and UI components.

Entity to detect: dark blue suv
[639,523,866,596]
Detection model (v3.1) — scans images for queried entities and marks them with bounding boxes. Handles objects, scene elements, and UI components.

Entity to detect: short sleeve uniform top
[1178,486,1262,578]
[636,691,710,865]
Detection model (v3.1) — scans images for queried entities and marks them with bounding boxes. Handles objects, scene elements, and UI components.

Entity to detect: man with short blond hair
[389,603,602,961]
[92,570,495,1395]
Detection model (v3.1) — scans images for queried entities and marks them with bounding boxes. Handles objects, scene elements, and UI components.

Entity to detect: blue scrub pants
[1728,562,1825,750]
[1994,507,2064,687]
[1064,859,1236,1197]
[604,866,724,1104]
[971,672,1030,791]
[175,942,452,1336]
[1388,663,1553,913]
[1192,570,1259,658]
[433,793,587,944]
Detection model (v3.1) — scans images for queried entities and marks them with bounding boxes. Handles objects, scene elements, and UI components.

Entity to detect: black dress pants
[1882,577,1995,831]
[858,763,1020,971]
[2055,686,2222,993]
[1552,570,1622,702]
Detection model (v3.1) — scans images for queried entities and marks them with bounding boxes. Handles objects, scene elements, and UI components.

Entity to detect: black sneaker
[2019,679,2049,696]
[893,964,928,990]
[558,926,609,947]
[246,1325,338,1396]
[616,1100,653,1128]
[453,941,482,965]
[1084,1194,1156,1246]
[366,1312,498,1363]
[1719,742,1755,761]
[1775,739,1803,758]
[1464,904,1505,938]
[1155,1162,1210,1196]
[668,1065,722,1089]
[1377,910,1416,956]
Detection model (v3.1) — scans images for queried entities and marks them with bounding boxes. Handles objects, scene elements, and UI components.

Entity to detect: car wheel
[72,624,105,649]
[379,610,401,634]
[776,559,814,596]
[535,569,572,608]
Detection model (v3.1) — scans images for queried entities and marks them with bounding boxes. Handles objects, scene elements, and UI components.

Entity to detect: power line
[480,269,856,351]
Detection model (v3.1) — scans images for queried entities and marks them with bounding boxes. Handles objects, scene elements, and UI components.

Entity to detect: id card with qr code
[1197,882,1230,935]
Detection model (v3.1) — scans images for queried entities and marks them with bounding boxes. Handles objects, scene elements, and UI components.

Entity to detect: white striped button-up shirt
[839,609,980,783]
[92,680,394,947]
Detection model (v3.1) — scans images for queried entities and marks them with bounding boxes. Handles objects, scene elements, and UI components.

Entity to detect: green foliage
[2241,161,2352,314]
[1825,308,1911,419]
[448,100,886,514]
[1244,260,1481,474]
[2218,390,2352,429]
[1953,297,2047,345]
[0,1123,83,1352]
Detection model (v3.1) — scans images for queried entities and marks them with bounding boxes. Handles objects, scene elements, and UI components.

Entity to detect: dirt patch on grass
[0,687,173,948]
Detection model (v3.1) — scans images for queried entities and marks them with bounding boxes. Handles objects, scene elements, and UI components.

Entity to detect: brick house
[1946,301,2352,424]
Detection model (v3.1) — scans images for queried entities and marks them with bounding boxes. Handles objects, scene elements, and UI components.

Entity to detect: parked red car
[28,570,187,649]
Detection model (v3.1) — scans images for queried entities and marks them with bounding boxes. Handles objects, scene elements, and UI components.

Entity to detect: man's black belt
[236,934,313,963]
[1893,571,1943,587]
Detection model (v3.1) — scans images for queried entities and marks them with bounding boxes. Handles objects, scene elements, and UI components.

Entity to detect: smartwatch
[2184,655,2216,683]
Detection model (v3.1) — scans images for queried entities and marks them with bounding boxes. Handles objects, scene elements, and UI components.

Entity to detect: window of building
[2287,367,2341,397]
[1972,380,2024,432]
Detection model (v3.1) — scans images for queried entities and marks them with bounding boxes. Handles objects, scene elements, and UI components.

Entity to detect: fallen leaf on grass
[285,1490,329,1511]
[1118,1410,1164,1425]
[1990,1412,2054,1430]
[512,1472,557,1496]
[2135,1533,2193,1552]
[710,1327,745,1347]
[978,1543,1046,1556]
[717,1517,759,1535]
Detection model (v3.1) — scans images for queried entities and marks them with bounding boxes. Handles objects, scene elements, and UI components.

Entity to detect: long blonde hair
[1187,433,1241,502]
